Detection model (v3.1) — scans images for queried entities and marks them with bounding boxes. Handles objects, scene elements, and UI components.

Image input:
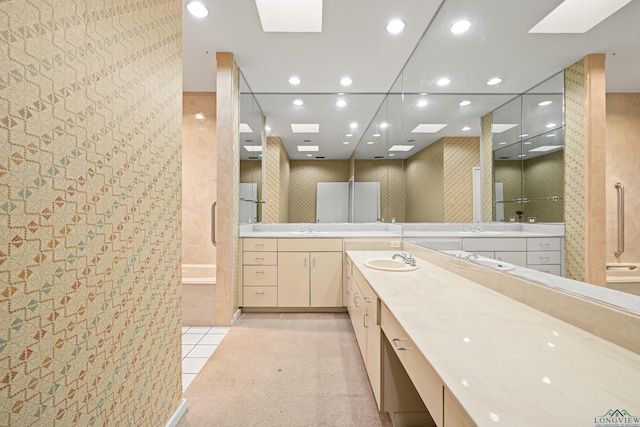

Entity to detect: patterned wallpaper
[481,113,494,222]
[493,160,522,221]
[523,151,564,223]
[443,137,480,222]
[405,141,444,222]
[606,93,640,263]
[565,59,586,282]
[264,137,281,223]
[279,143,290,223]
[1,1,183,426]
[288,160,350,223]
[183,93,216,265]
[355,160,406,223]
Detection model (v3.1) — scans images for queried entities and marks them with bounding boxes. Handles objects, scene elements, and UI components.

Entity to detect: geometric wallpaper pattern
[264,137,282,223]
[443,137,480,223]
[523,150,564,223]
[564,59,586,282]
[355,160,406,223]
[481,113,493,222]
[405,140,445,222]
[0,1,183,425]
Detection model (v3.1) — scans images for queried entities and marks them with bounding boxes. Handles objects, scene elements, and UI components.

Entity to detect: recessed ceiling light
[291,124,319,133]
[498,142,507,145]
[518,154,526,157]
[546,133,556,137]
[450,20,471,34]
[386,18,406,34]
[306,154,313,157]
[186,1,209,18]
[342,141,349,145]
[538,100,553,106]
[195,113,205,120]
[340,77,353,86]
[389,153,395,157]
[336,99,347,107]
[416,100,428,107]
[519,133,529,137]
[346,133,353,137]
[486,77,502,86]
[388,145,414,152]
[459,100,471,106]
[461,126,471,131]
[239,123,253,133]
[437,77,451,86]
[293,99,304,106]
[288,76,301,85]
[367,141,374,145]
[349,122,358,129]
[411,124,448,133]
[265,126,271,131]
[545,123,557,128]
[380,122,388,129]
[244,146,262,152]
[372,133,381,137]
[523,141,532,145]
[298,145,319,152]
[529,145,563,152]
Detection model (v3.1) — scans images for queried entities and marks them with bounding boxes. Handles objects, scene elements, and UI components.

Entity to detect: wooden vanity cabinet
[277,238,343,308]
[242,239,278,307]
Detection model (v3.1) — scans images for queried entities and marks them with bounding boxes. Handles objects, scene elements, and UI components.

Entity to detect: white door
[472,167,482,223]
[239,183,257,224]
[316,182,349,223]
[354,182,380,223]
[494,182,504,222]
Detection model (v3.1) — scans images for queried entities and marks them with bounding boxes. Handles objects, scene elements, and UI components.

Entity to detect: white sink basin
[364,258,419,272]
[472,258,514,271]
[458,231,505,235]
[288,231,330,235]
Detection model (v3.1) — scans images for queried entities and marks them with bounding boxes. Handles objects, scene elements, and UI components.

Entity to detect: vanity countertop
[347,250,640,426]
[239,231,402,238]
[401,230,564,238]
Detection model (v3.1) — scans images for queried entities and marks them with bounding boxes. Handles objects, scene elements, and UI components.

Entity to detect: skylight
[411,124,447,133]
[255,0,323,32]
[491,124,518,133]
[529,0,632,33]
[239,123,254,133]
[291,124,320,133]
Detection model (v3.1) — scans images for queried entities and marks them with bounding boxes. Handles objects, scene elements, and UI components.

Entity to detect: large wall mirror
[492,72,564,223]
[239,72,265,224]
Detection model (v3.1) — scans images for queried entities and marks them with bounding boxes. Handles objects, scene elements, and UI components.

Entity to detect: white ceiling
[183,0,640,161]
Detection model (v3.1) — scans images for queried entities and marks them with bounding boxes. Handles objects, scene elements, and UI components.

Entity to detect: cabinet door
[310,252,343,307]
[277,252,310,307]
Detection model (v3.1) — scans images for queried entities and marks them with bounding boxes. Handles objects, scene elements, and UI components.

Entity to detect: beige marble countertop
[347,250,640,426]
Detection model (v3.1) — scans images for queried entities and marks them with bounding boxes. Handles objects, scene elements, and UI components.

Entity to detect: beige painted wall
[0,1,183,425]
[443,137,480,222]
[405,140,445,222]
[183,93,217,264]
[289,160,350,223]
[606,93,640,263]
[355,160,406,222]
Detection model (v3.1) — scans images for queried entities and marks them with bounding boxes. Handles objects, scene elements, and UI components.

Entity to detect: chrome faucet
[462,253,479,261]
[393,253,417,266]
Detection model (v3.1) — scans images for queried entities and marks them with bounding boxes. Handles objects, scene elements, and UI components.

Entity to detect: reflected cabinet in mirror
[239,72,265,224]
[492,72,564,223]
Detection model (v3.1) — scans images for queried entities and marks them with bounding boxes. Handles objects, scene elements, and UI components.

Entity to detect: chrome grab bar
[615,183,624,258]
[211,201,217,247]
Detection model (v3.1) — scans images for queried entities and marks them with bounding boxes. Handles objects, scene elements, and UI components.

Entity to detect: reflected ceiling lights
[265,126,271,131]
[389,153,395,157]
[239,123,253,133]
[450,20,471,34]
[380,122,388,128]
[492,124,518,133]
[373,132,381,137]
[340,77,353,86]
[336,99,347,107]
[436,77,451,86]
[288,76,301,85]
[498,141,507,145]
[349,122,358,129]
[346,133,353,137]
[538,100,553,106]
[367,141,374,145]
[388,145,414,152]
[411,124,447,133]
[291,124,319,133]
[486,77,503,86]
[244,146,262,152]
[545,123,557,128]
[293,99,304,106]
[306,154,313,157]
[298,146,319,151]
[186,1,209,18]
[461,126,471,131]
[195,113,205,120]
[416,100,428,107]
[386,19,406,34]
[342,141,349,145]
[459,100,471,106]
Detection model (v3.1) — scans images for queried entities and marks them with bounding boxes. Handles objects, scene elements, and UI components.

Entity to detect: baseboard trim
[164,398,188,427]
[241,307,348,313]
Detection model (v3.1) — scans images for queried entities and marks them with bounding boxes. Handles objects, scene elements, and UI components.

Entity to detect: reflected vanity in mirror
[239,72,265,224]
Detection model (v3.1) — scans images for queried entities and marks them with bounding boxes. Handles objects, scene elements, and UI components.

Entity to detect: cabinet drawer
[444,388,474,427]
[243,238,277,252]
[462,237,526,252]
[244,251,277,265]
[381,304,443,427]
[527,264,561,275]
[353,267,378,324]
[243,286,277,307]
[243,266,278,286]
[527,237,561,251]
[527,251,561,265]
[277,238,342,252]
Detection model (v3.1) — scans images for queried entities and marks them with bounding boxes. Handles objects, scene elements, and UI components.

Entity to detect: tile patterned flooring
[181,326,229,392]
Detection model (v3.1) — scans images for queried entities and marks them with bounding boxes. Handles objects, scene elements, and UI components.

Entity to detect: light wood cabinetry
[242,239,278,307]
[444,388,475,427]
[277,252,309,307]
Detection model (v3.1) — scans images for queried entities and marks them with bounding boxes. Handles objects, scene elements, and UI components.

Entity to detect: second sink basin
[288,231,330,235]
[364,258,419,272]
[472,258,515,271]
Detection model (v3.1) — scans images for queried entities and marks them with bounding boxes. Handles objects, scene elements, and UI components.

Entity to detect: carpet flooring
[177,312,392,427]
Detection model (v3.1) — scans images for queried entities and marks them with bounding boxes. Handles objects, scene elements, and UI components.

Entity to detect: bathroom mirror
[239,72,265,224]
[492,72,564,223]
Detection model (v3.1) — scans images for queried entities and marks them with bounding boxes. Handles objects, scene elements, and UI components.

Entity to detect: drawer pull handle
[255,243,264,247]
[255,270,265,274]
[540,257,550,260]
[255,291,265,295]
[540,243,550,247]
[354,293,359,307]
[363,296,374,303]
[364,313,369,328]
[346,290,351,295]
[313,257,316,268]
[255,257,264,260]
[392,338,406,351]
